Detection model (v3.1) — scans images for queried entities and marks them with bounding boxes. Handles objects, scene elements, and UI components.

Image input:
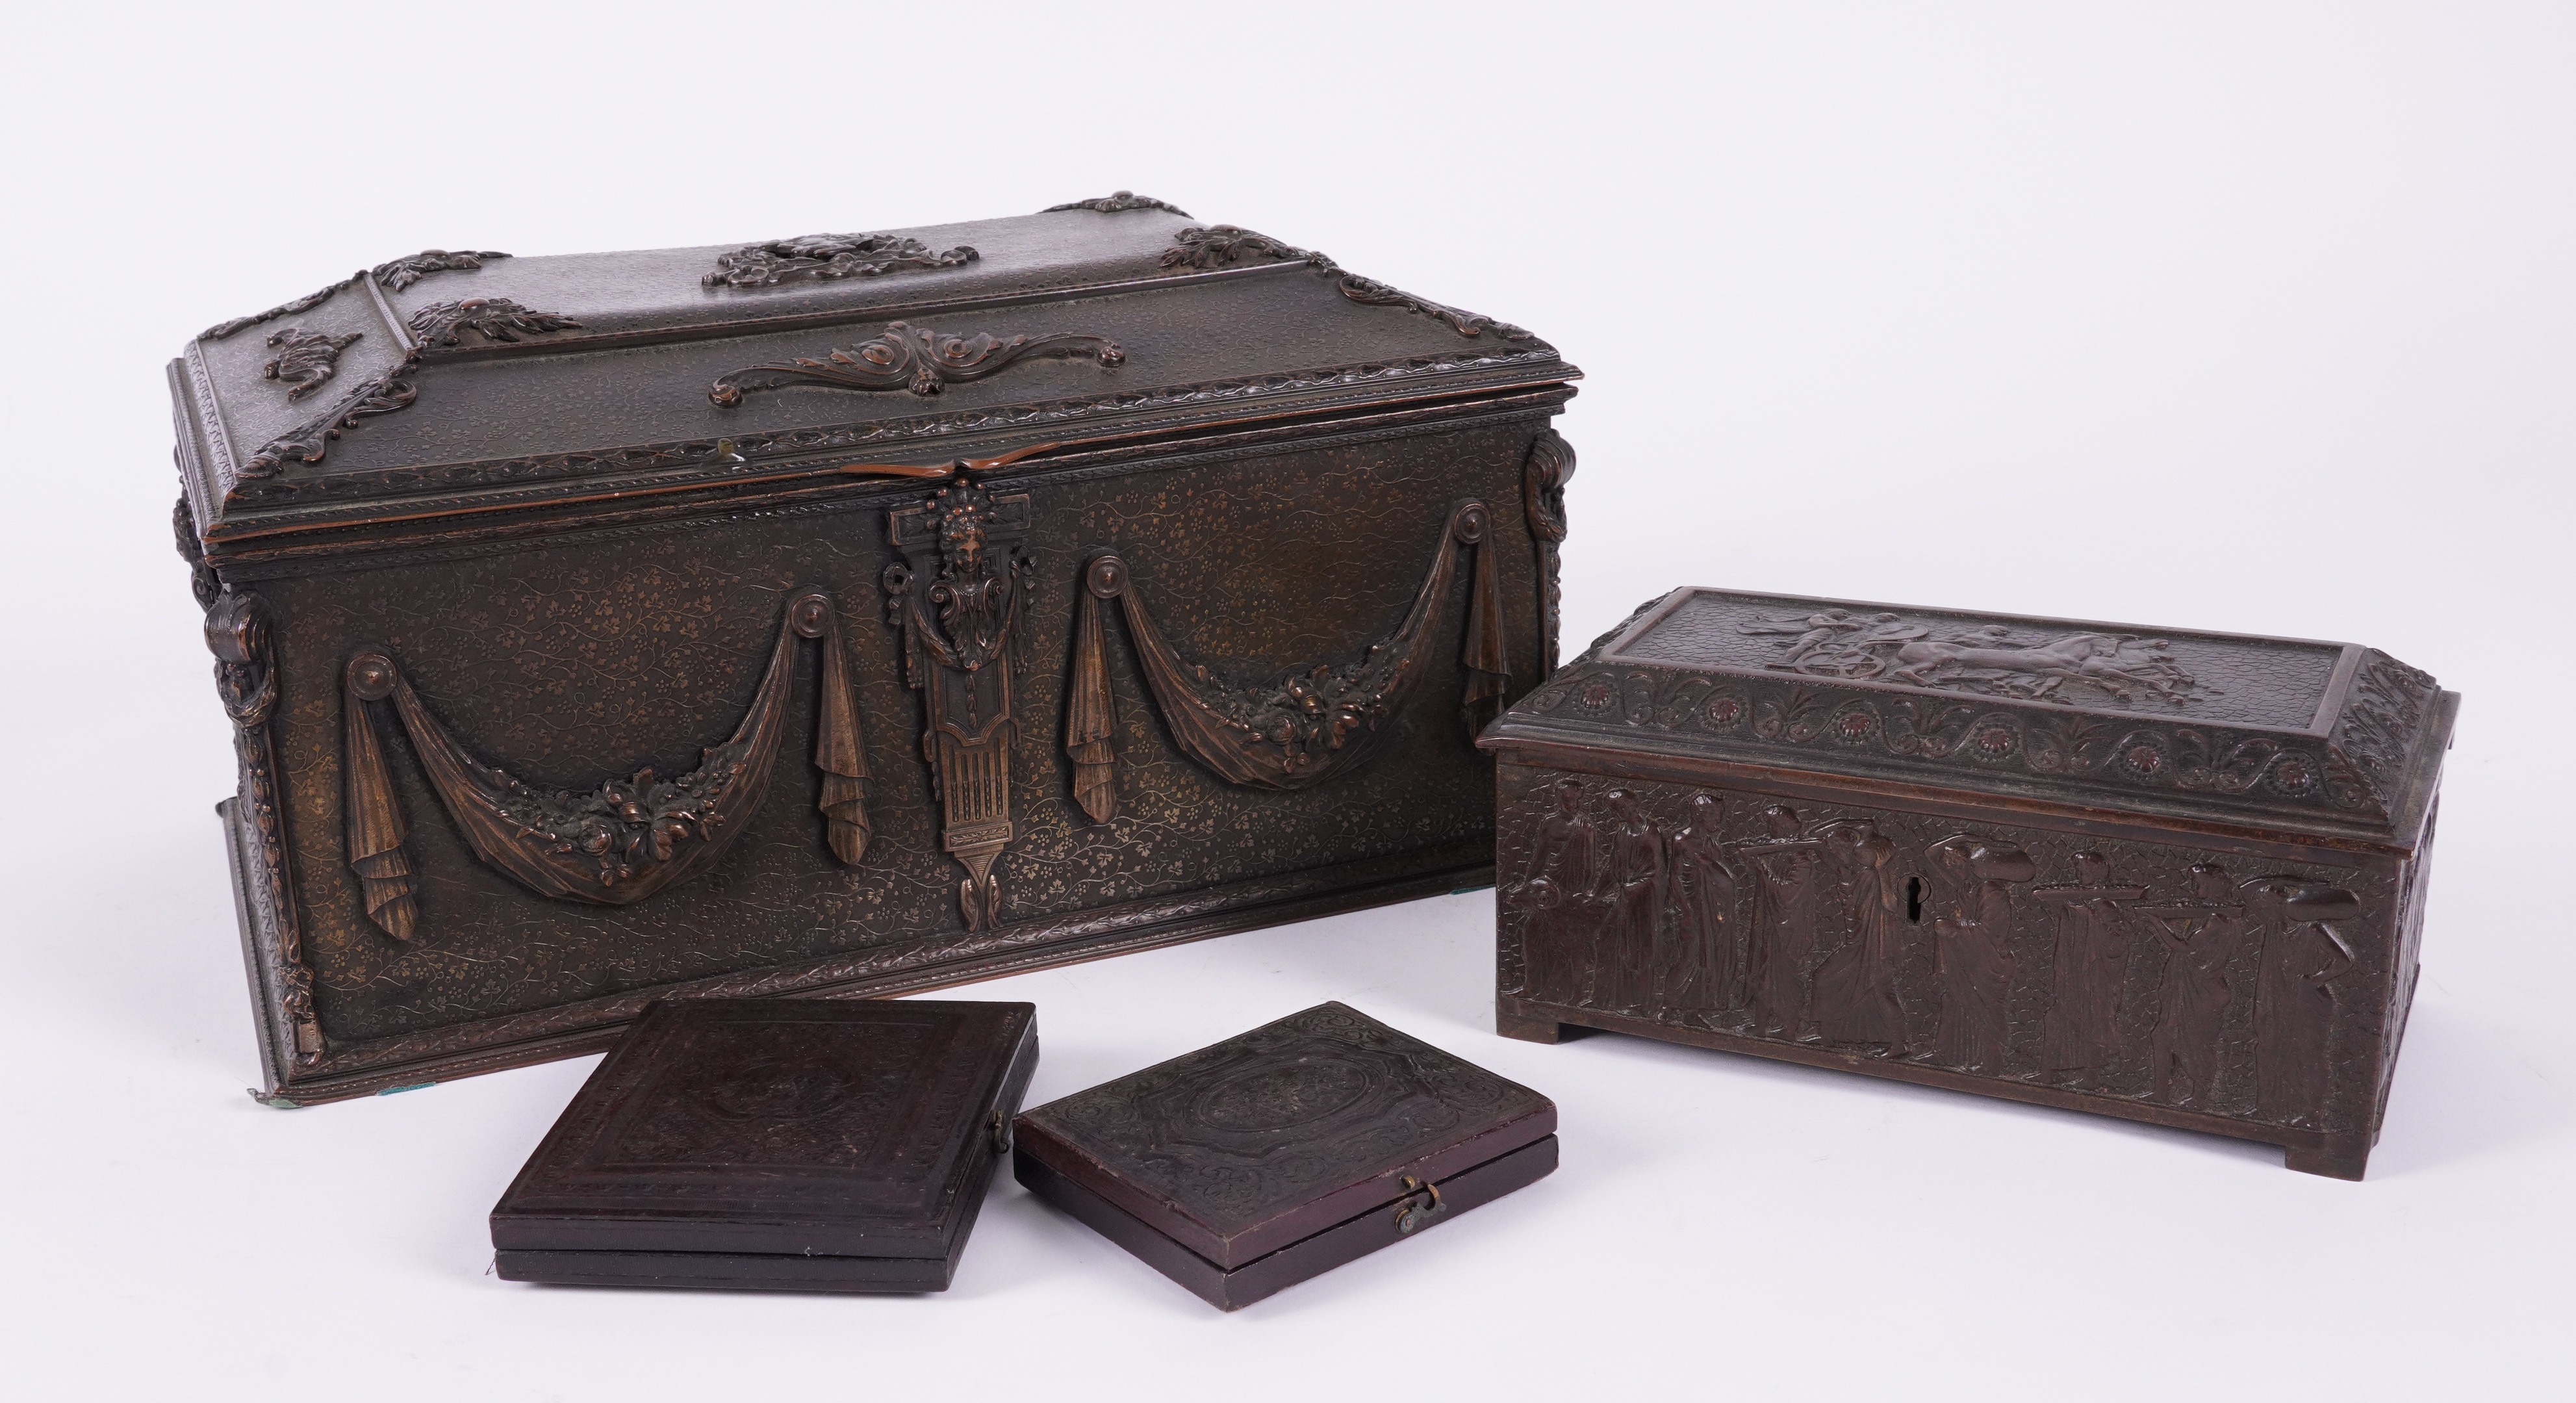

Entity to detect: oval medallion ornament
[699,1055,863,1121]
[1192,1057,1372,1133]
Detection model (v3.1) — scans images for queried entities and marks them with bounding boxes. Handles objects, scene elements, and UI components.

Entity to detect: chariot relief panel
[1608,588,2341,727]
[1524,591,2432,830]
[1494,766,2396,1135]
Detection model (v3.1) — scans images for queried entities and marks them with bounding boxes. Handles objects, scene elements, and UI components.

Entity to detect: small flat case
[1012,1001,1556,1310]
[489,997,1037,1293]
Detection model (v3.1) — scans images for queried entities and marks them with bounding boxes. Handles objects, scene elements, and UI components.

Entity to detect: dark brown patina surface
[1013,1002,1557,1308]
[490,998,1036,1292]
[1014,1001,1555,1268]
[173,200,1579,1103]
[1481,587,2453,1180]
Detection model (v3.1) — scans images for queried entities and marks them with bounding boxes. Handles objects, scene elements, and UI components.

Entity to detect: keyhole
[1906,876,1924,923]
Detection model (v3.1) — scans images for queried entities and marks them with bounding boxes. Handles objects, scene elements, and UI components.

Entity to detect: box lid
[172,196,1577,553]
[489,998,1036,1259]
[1012,1002,1555,1270]
[1479,587,2455,849]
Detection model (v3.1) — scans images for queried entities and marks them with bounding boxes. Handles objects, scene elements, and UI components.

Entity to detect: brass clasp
[1392,1174,1446,1235]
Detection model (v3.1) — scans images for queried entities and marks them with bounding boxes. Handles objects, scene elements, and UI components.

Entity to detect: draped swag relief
[339,588,875,940]
[1064,500,1511,819]
[334,504,1510,942]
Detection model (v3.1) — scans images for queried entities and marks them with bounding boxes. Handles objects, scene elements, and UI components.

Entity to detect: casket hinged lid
[172,198,1578,554]
[1481,587,2455,851]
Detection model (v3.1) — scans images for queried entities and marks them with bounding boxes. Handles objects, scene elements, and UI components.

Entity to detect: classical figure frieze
[1499,777,2371,1129]
[1737,608,2219,706]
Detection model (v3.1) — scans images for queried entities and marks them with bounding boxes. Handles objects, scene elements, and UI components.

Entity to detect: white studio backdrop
[1,3,2568,1398]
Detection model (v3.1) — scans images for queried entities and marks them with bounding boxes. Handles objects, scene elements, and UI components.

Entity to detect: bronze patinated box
[1479,587,2453,1179]
[170,196,1579,1103]
[1014,1002,1557,1310]
[491,998,1036,1293]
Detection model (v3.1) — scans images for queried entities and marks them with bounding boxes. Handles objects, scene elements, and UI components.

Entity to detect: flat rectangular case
[1012,1001,1557,1309]
[1478,587,2456,1179]
[171,197,1581,1103]
[490,998,1036,1292]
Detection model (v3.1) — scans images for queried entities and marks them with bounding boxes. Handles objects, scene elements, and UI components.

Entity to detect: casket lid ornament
[1481,587,2453,847]
[1043,190,1191,216]
[172,201,1575,552]
[199,248,512,341]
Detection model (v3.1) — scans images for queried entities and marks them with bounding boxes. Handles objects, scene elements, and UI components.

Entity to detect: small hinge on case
[989,1111,1012,1156]
[1393,1174,1447,1235]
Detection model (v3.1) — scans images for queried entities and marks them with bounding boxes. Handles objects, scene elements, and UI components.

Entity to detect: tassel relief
[1066,563,1122,823]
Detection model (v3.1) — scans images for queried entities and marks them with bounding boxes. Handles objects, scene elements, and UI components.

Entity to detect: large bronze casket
[1479,587,2452,1179]
[172,198,1579,1104]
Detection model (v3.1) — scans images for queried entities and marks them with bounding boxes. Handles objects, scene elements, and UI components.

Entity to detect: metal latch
[989,1111,1012,1156]
[1392,1174,1446,1235]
